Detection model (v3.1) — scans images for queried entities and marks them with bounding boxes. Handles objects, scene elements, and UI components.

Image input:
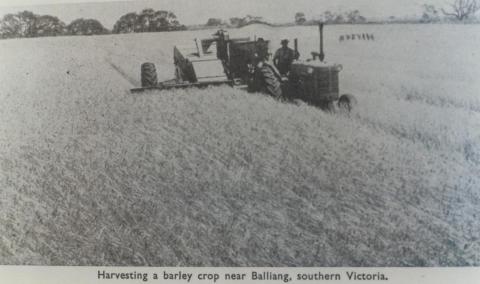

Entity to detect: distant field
[0,24,479,266]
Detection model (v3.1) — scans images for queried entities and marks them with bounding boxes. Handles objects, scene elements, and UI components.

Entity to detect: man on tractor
[273,39,300,76]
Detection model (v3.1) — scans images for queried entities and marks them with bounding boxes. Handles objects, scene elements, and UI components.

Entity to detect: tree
[112,12,138,33]
[229,15,265,27]
[295,12,306,25]
[334,14,345,24]
[323,11,336,23]
[0,13,24,38]
[137,9,183,32]
[243,15,263,24]
[17,10,37,37]
[0,11,36,38]
[206,18,223,26]
[33,15,66,37]
[229,17,244,27]
[345,10,366,24]
[421,4,441,23]
[67,18,109,35]
[135,8,154,32]
[441,0,479,20]
[0,10,65,38]
[112,9,185,34]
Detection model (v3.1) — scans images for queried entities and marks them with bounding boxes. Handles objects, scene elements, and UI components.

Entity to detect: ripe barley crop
[0,25,479,266]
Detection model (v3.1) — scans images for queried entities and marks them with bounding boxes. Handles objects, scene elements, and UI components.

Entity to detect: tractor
[131,24,356,111]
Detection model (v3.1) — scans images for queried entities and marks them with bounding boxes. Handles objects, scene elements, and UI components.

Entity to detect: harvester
[131,24,356,111]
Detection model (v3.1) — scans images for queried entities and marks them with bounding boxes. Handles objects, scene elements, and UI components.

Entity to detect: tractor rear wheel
[141,62,158,87]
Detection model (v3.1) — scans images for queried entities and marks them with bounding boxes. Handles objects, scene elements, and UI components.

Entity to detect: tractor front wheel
[338,94,357,112]
[141,62,158,87]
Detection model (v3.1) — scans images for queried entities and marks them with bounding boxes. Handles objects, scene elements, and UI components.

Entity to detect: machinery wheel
[141,62,158,87]
[320,101,335,112]
[338,94,357,112]
[259,64,282,99]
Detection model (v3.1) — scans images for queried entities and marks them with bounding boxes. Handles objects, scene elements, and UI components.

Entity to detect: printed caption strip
[1,267,480,284]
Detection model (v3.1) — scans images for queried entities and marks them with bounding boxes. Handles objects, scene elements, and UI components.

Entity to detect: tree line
[204,0,480,27]
[420,0,479,23]
[294,10,367,25]
[204,11,366,28]
[204,11,367,29]
[291,1,479,26]
[1,0,478,39]
[205,15,270,28]
[0,8,186,39]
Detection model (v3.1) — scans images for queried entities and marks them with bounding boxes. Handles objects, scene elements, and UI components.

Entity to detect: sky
[0,0,452,28]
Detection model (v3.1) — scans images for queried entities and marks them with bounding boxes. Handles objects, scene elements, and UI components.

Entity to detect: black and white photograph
[0,0,479,269]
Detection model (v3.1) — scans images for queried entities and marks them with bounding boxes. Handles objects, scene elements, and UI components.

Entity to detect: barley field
[0,24,479,266]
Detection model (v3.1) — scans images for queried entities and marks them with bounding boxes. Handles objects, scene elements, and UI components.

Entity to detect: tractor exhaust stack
[311,23,325,61]
[319,23,325,62]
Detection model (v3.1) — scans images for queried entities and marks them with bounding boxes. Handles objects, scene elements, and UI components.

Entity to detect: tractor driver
[273,39,300,76]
